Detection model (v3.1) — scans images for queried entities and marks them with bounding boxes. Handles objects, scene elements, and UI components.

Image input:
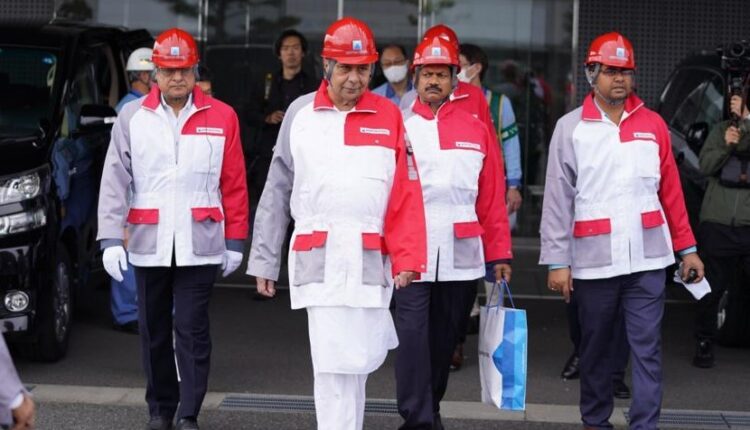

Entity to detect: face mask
[383,64,408,84]
[457,65,476,83]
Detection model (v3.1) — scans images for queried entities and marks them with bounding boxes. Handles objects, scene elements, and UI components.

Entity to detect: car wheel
[716,285,750,347]
[22,244,73,362]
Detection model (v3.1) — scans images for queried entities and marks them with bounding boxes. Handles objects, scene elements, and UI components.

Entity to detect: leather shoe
[613,379,631,399]
[175,418,199,430]
[114,320,139,335]
[560,353,579,380]
[146,417,173,430]
[450,343,464,371]
[693,338,715,368]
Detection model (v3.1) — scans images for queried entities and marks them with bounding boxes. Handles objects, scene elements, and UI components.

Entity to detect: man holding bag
[395,35,512,429]
[540,32,703,429]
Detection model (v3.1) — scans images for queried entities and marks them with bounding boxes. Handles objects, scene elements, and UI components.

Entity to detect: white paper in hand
[673,263,711,300]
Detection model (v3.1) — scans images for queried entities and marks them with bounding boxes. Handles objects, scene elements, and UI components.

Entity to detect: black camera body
[718,41,750,125]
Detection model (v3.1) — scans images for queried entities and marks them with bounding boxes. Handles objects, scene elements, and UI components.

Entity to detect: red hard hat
[422,24,459,50]
[412,36,459,71]
[152,28,199,68]
[321,17,378,64]
[585,32,635,69]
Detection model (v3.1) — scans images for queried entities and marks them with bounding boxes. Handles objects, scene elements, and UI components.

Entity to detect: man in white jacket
[247,17,427,430]
[97,28,248,430]
[395,35,512,429]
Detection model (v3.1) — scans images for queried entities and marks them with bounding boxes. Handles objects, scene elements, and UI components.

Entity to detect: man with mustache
[247,17,426,430]
[98,28,248,430]
[540,32,703,430]
[395,35,512,430]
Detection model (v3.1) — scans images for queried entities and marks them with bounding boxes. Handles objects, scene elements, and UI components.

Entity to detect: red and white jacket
[247,82,427,309]
[97,86,249,267]
[540,93,696,279]
[404,97,512,282]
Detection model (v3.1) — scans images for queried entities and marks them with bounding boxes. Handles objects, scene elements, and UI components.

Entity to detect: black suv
[0,22,150,361]
[657,51,750,346]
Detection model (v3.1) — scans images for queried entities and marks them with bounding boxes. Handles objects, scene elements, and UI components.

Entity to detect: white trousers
[314,372,368,430]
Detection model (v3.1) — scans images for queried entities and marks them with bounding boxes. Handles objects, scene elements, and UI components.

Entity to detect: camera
[718,41,750,125]
[719,41,750,73]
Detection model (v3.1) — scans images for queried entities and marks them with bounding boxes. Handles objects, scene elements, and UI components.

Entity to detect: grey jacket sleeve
[246,93,312,280]
[539,112,579,266]
[0,335,24,420]
[96,102,139,243]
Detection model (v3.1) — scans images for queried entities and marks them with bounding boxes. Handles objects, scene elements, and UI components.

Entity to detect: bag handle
[487,278,515,310]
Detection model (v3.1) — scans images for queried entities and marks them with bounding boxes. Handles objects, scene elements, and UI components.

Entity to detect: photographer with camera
[693,78,750,368]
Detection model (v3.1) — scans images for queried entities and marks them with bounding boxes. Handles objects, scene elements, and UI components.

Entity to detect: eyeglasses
[600,67,634,77]
[157,67,196,77]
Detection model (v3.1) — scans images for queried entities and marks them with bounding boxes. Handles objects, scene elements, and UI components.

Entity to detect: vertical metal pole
[337,0,344,19]
[245,1,251,46]
[203,0,210,43]
[417,0,423,41]
[429,0,435,27]
[198,0,203,40]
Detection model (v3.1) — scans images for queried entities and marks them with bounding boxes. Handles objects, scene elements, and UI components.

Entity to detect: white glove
[103,246,128,282]
[221,250,243,277]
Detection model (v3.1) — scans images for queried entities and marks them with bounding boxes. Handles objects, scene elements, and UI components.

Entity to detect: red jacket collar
[142,86,209,111]
[449,81,472,101]
[411,95,456,120]
[581,92,644,121]
[313,80,378,113]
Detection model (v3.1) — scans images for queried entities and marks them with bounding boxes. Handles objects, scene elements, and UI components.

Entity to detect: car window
[61,52,99,137]
[695,75,724,129]
[0,47,57,135]
[659,68,722,136]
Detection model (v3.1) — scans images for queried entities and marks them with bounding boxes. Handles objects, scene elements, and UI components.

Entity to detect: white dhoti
[307,306,398,430]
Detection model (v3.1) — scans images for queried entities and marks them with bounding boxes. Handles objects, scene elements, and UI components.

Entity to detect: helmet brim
[323,53,378,65]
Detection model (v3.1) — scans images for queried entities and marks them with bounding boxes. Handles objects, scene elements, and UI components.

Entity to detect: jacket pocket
[127,208,159,254]
[573,218,613,268]
[191,207,225,256]
[453,221,484,269]
[292,231,327,286]
[641,210,670,258]
[362,233,388,286]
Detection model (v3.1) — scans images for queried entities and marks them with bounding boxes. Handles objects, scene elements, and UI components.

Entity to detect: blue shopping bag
[478,280,527,410]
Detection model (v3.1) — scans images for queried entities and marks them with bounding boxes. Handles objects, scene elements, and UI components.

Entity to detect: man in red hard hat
[540,32,703,429]
[395,35,512,429]
[247,17,426,430]
[97,28,248,430]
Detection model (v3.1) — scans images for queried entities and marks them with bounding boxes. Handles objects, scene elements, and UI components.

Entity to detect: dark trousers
[567,290,630,382]
[576,270,665,430]
[394,280,475,430]
[134,262,218,421]
[695,222,750,340]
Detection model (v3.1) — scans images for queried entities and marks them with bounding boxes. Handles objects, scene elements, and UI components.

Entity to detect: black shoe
[433,413,444,430]
[449,343,464,371]
[693,339,715,368]
[175,418,199,430]
[613,379,631,399]
[560,353,579,380]
[114,320,139,334]
[146,417,173,430]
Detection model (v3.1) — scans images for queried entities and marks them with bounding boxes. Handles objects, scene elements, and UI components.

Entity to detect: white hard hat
[126,47,154,71]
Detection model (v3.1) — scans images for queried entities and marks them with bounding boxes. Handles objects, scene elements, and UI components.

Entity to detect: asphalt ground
[8,237,750,429]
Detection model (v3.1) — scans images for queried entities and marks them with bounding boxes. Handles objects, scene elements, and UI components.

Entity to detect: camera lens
[730,43,746,58]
